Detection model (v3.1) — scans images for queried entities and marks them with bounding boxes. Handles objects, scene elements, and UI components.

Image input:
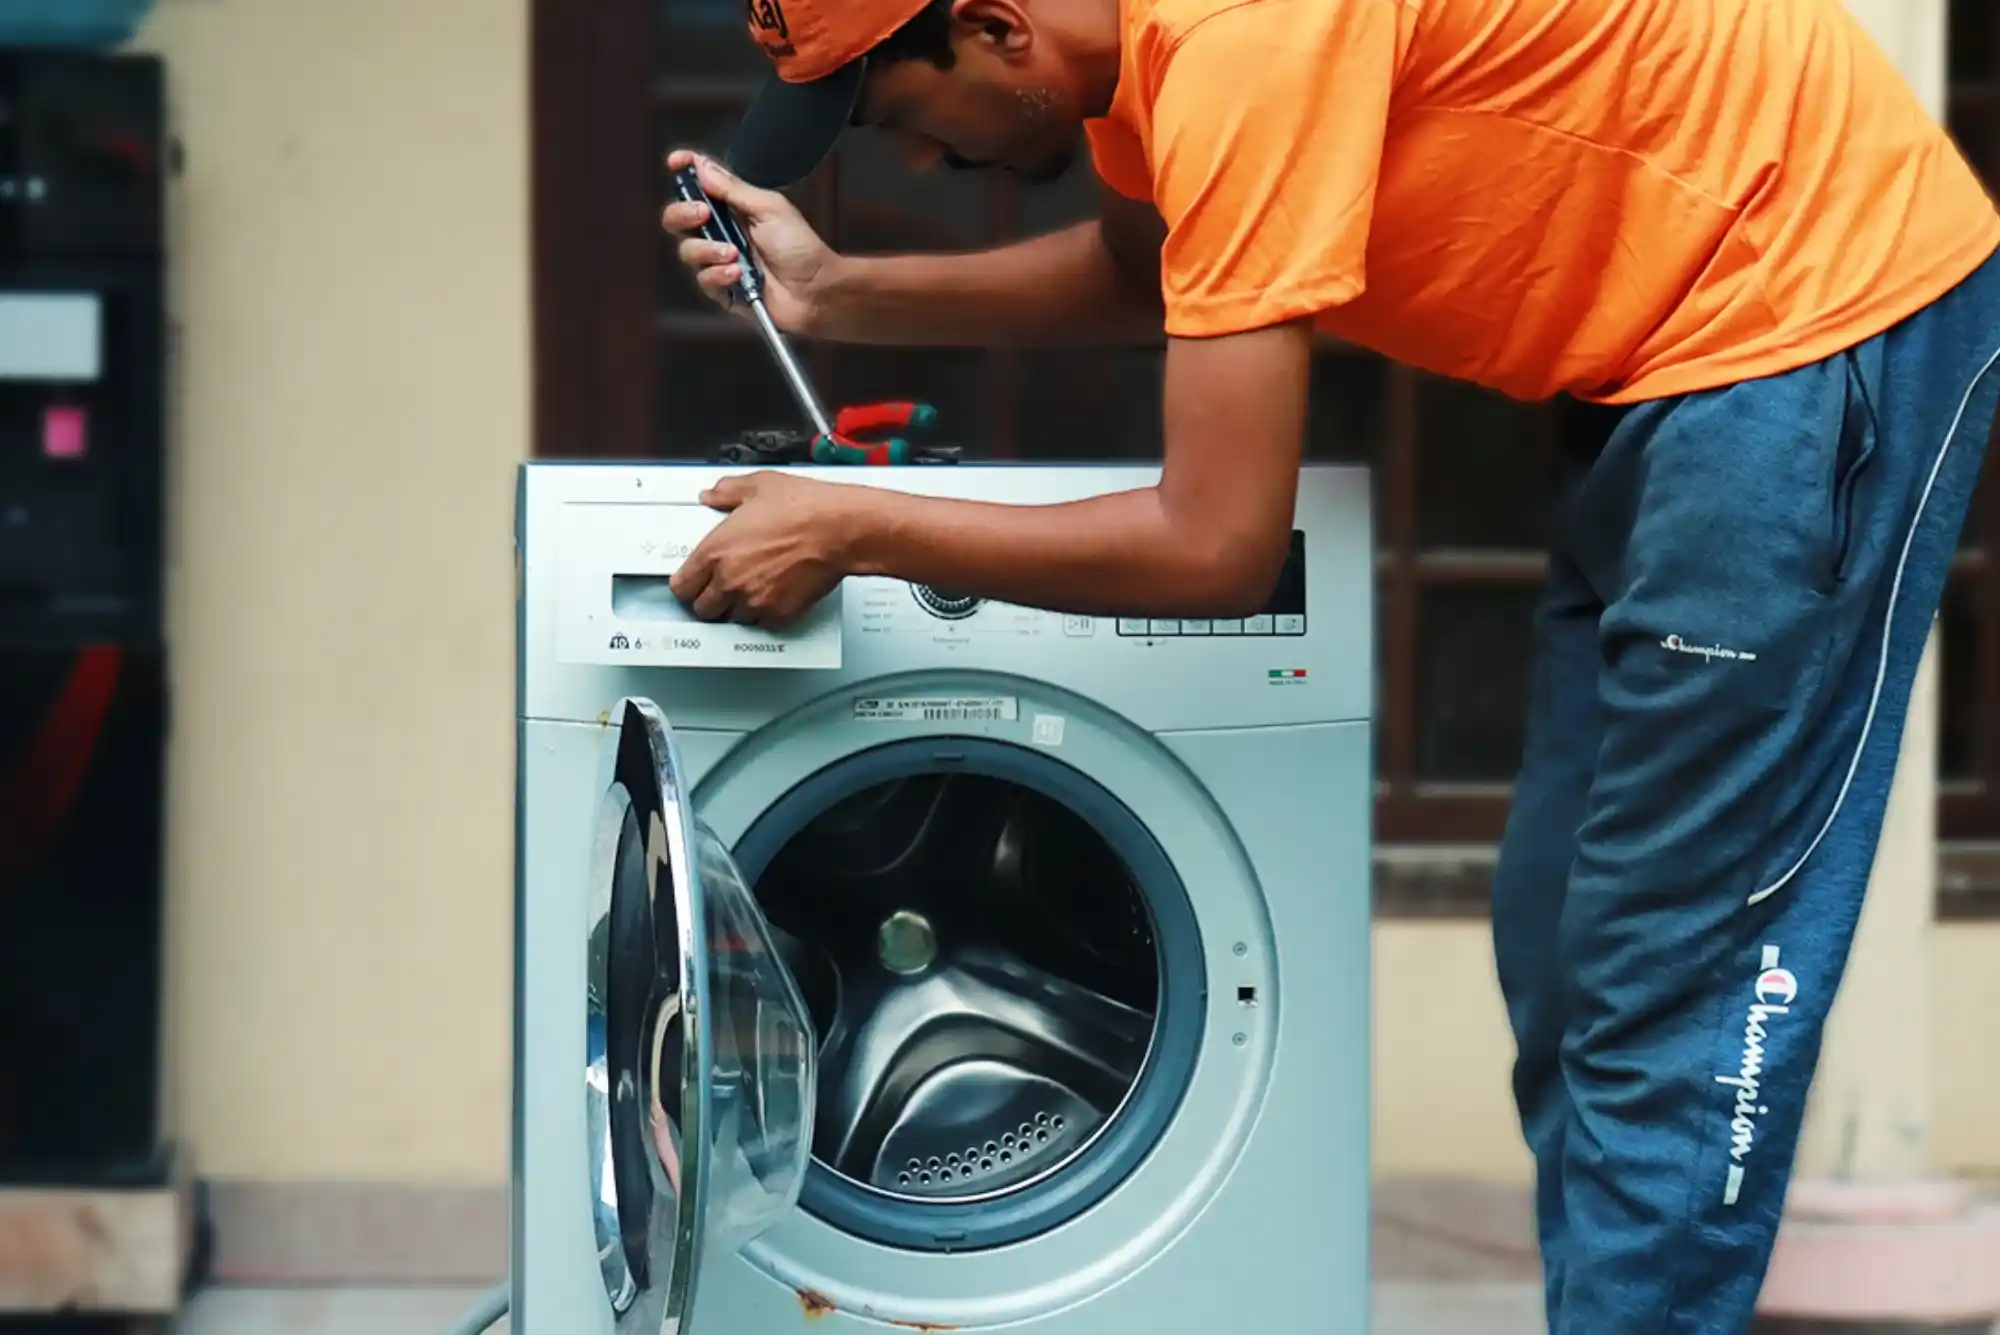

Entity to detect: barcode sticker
[852,696,1020,724]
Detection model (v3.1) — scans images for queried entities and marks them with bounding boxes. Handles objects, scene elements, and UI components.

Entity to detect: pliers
[810,401,958,465]
[710,401,961,467]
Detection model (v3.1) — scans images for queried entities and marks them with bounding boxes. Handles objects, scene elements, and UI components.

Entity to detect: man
[662,0,1999,1329]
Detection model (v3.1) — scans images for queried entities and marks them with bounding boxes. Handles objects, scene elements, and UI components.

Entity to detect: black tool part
[710,429,815,466]
[670,165,762,301]
[707,430,964,467]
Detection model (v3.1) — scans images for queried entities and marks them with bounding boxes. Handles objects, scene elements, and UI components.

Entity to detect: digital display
[1116,530,1307,638]
[0,294,102,382]
[610,573,699,622]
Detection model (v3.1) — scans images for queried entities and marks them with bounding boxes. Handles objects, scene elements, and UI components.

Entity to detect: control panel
[521,462,1374,731]
[849,579,1064,646]
[553,507,1318,669]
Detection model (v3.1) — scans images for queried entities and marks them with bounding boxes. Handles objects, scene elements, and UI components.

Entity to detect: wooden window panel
[1383,0,2000,846]
[826,134,1011,455]
[1946,0,2000,841]
[533,0,658,460]
[1377,372,1561,841]
[1376,366,1422,801]
[1941,576,1982,783]
[539,0,2000,860]
[626,0,1556,843]
[1415,584,1541,782]
[1413,377,1555,549]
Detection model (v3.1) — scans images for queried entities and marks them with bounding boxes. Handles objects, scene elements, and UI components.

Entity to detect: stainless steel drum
[748,766,1167,1220]
[584,699,817,1335]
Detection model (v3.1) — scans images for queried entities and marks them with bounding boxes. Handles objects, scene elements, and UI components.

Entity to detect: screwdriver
[671,164,838,444]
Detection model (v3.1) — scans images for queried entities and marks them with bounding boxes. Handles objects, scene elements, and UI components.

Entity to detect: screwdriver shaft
[746,297,836,442]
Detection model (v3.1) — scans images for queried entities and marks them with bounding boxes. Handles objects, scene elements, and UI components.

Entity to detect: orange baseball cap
[729,0,931,187]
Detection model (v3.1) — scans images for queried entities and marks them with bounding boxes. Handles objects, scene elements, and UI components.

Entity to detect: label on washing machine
[852,695,1019,723]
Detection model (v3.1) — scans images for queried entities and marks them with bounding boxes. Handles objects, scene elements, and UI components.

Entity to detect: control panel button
[1063,614,1096,637]
[1117,618,1148,636]
[1179,619,1211,635]
[1242,614,1274,635]
[1147,619,1180,636]
[1212,619,1243,635]
[1276,614,1306,635]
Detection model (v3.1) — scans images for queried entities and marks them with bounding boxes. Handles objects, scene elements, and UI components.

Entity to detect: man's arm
[840,318,1311,617]
[814,184,1167,347]
[668,152,1166,347]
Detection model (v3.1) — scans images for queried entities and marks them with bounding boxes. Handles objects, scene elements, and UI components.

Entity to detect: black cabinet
[0,53,171,1189]
[0,53,166,651]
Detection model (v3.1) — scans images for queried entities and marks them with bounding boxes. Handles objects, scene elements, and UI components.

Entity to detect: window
[1946,0,2000,843]
[533,0,2000,853]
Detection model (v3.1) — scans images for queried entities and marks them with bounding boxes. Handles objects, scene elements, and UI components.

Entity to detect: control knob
[911,585,982,620]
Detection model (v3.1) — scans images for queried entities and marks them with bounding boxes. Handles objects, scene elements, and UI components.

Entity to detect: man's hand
[661,151,840,336]
[668,472,871,629]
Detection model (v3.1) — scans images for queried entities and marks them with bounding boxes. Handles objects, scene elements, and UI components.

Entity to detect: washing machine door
[585,697,818,1335]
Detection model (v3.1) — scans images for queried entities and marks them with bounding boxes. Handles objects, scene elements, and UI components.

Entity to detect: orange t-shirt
[1085,0,2000,403]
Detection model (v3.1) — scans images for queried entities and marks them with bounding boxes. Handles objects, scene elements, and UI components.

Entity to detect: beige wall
[137,0,528,1182]
[136,0,2000,1188]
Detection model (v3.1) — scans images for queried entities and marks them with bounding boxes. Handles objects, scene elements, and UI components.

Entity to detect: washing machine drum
[752,771,1160,1204]
[585,699,817,1335]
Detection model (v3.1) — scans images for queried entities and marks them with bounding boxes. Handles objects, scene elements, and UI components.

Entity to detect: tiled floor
[173,1283,1549,1335]
[1378,1284,1547,1333]
[175,1288,515,1335]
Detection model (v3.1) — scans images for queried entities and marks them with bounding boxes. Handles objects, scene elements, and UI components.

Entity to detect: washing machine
[512,462,1374,1335]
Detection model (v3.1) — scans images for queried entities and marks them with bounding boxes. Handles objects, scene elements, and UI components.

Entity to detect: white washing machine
[512,462,1374,1335]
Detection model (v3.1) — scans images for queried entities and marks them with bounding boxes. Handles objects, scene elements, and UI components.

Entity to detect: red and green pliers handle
[810,435,910,465]
[810,401,941,466]
[836,401,939,437]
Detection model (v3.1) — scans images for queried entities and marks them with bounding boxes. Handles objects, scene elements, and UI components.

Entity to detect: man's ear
[952,0,1034,56]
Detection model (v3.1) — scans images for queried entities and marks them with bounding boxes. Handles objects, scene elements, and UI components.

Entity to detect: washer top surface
[517,463,1375,733]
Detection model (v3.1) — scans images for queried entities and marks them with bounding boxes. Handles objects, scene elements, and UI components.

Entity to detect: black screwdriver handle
[671,164,763,303]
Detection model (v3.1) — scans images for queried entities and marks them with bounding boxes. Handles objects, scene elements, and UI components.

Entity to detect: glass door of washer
[585,697,817,1335]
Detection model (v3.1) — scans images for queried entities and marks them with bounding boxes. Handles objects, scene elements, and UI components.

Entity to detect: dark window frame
[530,0,2000,855]
[1947,4,2000,845]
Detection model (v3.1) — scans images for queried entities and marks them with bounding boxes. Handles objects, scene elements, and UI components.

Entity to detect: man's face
[856,6,1082,184]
